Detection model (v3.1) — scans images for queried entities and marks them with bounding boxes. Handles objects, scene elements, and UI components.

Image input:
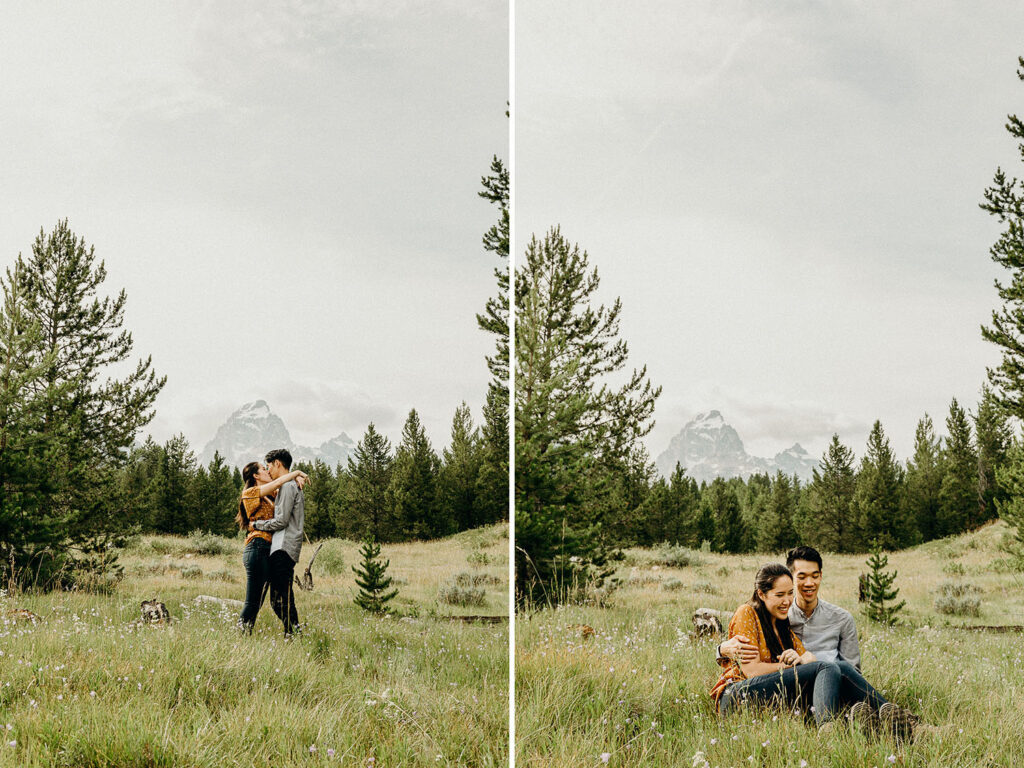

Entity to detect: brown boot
[879,703,921,746]
[847,701,881,737]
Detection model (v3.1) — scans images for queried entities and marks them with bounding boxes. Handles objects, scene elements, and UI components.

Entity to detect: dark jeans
[835,659,889,711]
[239,538,270,630]
[720,660,873,726]
[268,549,300,636]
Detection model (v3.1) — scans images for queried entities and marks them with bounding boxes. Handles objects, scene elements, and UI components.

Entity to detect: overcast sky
[0,1,507,452]
[517,1,1024,464]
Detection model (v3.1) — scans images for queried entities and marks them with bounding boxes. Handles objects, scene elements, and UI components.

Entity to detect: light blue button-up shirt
[788,598,861,669]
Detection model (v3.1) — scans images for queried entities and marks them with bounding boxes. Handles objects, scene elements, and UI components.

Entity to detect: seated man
[716,546,923,741]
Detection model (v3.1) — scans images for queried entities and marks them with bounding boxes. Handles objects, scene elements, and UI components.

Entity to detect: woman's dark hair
[236,461,260,530]
[748,563,795,662]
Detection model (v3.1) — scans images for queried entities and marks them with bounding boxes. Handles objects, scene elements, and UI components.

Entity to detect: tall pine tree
[800,435,857,553]
[475,156,510,526]
[939,398,978,537]
[344,423,394,542]
[855,421,909,550]
[705,477,743,554]
[390,409,443,540]
[0,262,70,586]
[973,385,1011,528]
[302,459,340,540]
[903,414,942,543]
[980,56,1024,421]
[1,223,164,586]
[515,227,660,606]
[437,402,483,531]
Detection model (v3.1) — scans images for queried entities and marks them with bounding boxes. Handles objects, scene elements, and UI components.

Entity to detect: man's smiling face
[791,558,822,605]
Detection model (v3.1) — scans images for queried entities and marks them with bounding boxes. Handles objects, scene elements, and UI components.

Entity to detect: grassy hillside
[516,521,1024,767]
[0,524,509,767]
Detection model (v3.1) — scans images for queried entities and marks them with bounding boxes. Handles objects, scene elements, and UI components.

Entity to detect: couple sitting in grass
[710,547,940,744]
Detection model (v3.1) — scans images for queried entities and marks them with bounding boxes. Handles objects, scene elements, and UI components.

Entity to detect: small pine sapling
[863,540,906,625]
[352,538,398,614]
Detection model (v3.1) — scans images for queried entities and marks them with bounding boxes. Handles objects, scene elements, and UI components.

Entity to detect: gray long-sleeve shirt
[253,480,304,563]
[788,598,861,669]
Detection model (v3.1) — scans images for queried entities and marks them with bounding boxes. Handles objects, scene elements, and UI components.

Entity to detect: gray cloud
[1,2,506,460]
[519,1,1019,465]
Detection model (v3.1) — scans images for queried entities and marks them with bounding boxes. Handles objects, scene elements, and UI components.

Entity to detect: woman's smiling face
[757,574,794,620]
[256,463,272,484]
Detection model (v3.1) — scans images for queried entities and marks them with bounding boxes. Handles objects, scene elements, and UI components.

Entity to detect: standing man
[252,448,304,636]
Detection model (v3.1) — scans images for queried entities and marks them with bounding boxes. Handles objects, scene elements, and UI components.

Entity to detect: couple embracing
[234,448,307,636]
[710,546,944,744]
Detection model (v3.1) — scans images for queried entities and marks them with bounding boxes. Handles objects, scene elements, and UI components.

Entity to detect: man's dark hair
[786,546,823,571]
[265,448,292,470]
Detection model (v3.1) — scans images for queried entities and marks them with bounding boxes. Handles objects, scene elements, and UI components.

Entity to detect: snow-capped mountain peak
[199,402,354,469]
[655,412,819,483]
[235,400,272,421]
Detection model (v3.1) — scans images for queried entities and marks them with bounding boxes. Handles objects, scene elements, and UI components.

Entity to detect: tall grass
[516,520,1024,767]
[0,523,509,767]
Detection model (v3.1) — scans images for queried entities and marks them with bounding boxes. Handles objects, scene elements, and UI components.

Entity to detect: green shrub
[662,577,684,591]
[455,571,501,587]
[467,551,491,567]
[316,542,346,575]
[184,531,232,556]
[991,556,1024,574]
[71,569,123,594]
[180,565,203,579]
[934,581,982,617]
[655,543,702,568]
[943,561,966,576]
[935,581,981,598]
[626,572,662,587]
[935,594,981,616]
[207,569,235,582]
[693,581,719,594]
[132,562,169,576]
[439,583,486,607]
[148,539,180,555]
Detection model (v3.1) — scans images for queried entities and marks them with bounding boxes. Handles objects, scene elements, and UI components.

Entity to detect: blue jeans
[720,660,872,726]
[239,538,270,630]
[835,659,888,711]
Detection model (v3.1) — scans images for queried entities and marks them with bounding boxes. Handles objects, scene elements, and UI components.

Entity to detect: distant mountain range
[199,400,355,469]
[655,410,819,483]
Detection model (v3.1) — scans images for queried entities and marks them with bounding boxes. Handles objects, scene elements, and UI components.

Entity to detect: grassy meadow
[0,523,509,768]
[516,521,1024,767]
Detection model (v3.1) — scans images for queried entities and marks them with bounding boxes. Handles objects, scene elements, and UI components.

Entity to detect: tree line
[623,387,1009,554]
[121,402,504,543]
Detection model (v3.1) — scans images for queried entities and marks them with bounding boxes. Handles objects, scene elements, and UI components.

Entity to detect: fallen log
[959,625,1024,633]
[193,594,244,611]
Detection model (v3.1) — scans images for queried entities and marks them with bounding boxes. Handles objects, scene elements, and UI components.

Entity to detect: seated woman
[710,563,869,731]
[236,461,308,632]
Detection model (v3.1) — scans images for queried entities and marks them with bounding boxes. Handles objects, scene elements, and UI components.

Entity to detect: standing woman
[236,461,307,632]
[710,563,867,731]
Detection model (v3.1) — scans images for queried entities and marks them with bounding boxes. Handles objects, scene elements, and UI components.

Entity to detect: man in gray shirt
[252,448,304,636]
